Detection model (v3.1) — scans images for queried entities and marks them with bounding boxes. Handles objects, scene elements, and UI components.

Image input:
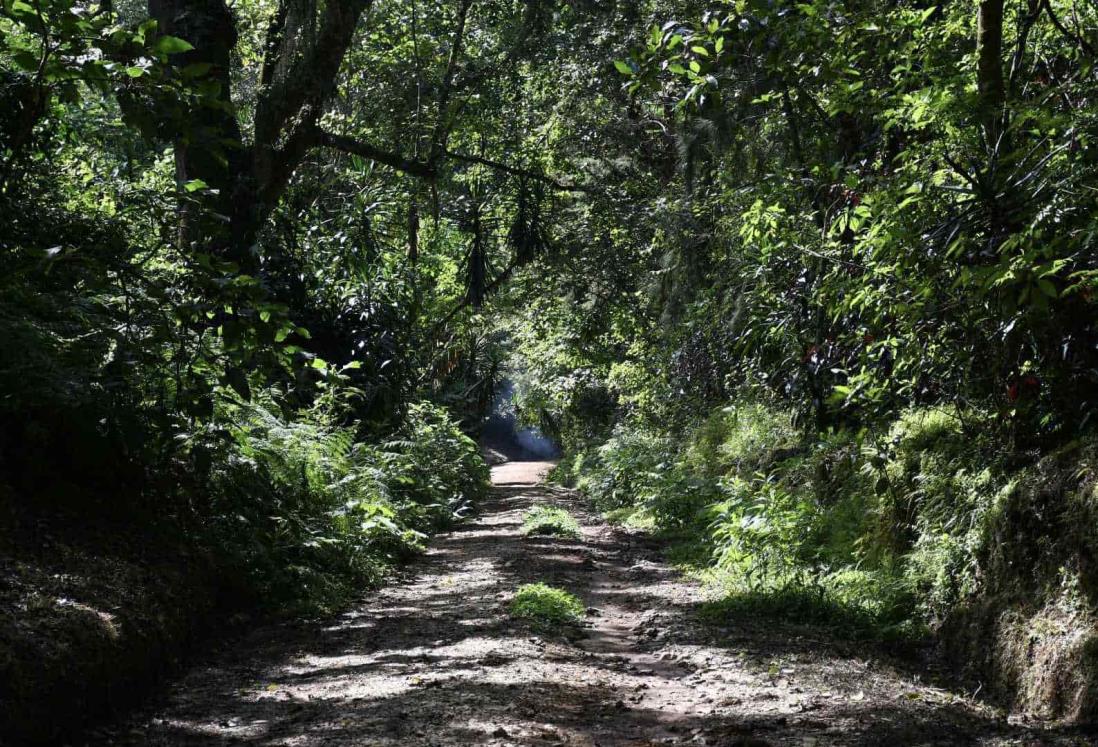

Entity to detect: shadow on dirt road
[89,463,1089,746]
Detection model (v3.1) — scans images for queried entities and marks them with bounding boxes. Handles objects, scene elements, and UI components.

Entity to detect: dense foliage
[0,0,540,613]
[7,0,1098,722]
[495,0,1098,651]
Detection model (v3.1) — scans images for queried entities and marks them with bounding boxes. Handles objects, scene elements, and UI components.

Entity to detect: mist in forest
[480,381,559,461]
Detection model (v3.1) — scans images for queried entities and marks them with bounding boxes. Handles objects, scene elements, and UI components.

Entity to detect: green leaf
[183,178,208,192]
[9,0,35,18]
[154,35,194,55]
[1037,279,1058,298]
[613,60,632,75]
[11,50,39,72]
[136,18,158,43]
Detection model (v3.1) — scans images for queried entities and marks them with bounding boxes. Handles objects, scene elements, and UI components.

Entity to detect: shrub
[700,568,923,644]
[378,402,490,530]
[561,399,992,637]
[582,422,675,510]
[709,475,817,583]
[684,401,798,479]
[202,399,488,613]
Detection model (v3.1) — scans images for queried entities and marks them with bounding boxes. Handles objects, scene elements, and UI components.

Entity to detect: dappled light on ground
[94,464,1087,746]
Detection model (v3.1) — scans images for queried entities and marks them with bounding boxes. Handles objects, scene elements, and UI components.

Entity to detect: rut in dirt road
[95,463,1084,746]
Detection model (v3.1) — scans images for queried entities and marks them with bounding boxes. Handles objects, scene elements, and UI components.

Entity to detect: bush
[560,398,1019,640]
[684,402,798,479]
[701,568,923,644]
[582,423,674,509]
[709,475,818,583]
[387,402,490,525]
[201,399,489,613]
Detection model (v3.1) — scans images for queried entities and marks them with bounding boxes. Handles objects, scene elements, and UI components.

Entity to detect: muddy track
[88,463,1087,746]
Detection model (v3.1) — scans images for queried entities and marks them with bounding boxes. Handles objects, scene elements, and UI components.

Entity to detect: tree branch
[318,132,594,194]
[259,0,288,87]
[253,0,374,207]
[429,0,474,162]
[451,1,546,91]
[319,131,437,178]
[444,151,596,194]
[1008,0,1041,94]
[1042,0,1096,57]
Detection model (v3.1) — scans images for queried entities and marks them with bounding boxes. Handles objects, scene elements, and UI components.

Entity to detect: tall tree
[144,0,561,278]
[976,0,1005,144]
[148,0,375,271]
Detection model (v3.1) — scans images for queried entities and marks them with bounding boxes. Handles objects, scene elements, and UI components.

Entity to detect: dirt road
[90,463,1086,746]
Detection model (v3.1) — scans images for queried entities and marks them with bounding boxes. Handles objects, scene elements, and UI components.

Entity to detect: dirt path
[90,463,1086,746]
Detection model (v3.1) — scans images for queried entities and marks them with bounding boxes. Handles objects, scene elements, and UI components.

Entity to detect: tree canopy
[6,0,1098,733]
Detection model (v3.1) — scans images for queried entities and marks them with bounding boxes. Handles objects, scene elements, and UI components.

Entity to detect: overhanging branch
[445,151,596,194]
[318,131,594,194]
[319,131,437,178]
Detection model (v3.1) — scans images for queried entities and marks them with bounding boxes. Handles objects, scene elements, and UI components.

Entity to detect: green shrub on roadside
[700,568,924,644]
[581,424,675,510]
[684,402,798,479]
[557,398,1021,640]
[205,399,488,613]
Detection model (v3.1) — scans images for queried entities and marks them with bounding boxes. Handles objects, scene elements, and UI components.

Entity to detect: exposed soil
[0,501,223,745]
[83,463,1092,746]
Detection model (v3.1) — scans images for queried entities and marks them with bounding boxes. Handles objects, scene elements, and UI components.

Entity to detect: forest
[4,0,1098,744]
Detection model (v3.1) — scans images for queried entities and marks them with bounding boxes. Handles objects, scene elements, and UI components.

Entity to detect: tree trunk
[149,0,259,271]
[976,0,1005,144]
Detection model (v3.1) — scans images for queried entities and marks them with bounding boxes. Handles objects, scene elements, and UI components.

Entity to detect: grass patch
[521,505,581,538]
[699,581,927,647]
[660,532,712,568]
[509,583,585,628]
[603,505,656,530]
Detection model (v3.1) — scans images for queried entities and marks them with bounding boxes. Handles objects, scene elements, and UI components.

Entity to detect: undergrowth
[509,583,585,628]
[204,400,489,614]
[521,506,581,538]
[555,399,1022,643]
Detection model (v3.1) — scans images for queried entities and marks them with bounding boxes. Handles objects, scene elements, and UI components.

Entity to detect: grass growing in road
[509,583,584,627]
[521,506,581,538]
